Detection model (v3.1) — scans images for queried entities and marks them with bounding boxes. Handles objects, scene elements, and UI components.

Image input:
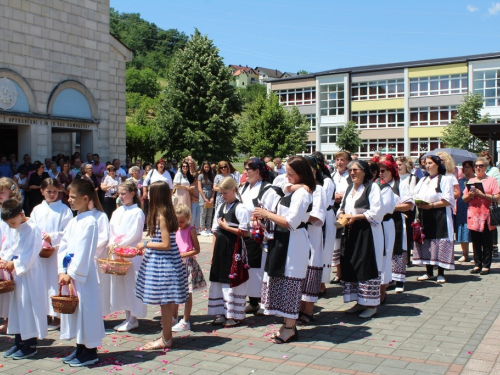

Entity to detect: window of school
[351,109,404,129]
[409,106,457,126]
[410,138,443,157]
[409,74,468,97]
[302,141,316,154]
[276,87,316,106]
[358,139,404,159]
[319,83,344,116]
[474,69,500,107]
[305,114,316,131]
[351,79,404,101]
[320,126,340,144]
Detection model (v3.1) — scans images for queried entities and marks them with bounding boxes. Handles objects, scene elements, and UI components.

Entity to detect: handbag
[204,201,213,209]
[411,207,425,244]
[229,229,250,288]
[490,200,500,226]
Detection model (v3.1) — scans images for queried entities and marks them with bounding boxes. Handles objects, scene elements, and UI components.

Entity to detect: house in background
[255,67,283,83]
[229,65,260,87]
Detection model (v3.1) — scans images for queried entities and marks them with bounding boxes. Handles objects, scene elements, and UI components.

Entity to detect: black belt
[297,222,309,229]
[327,205,333,211]
[383,213,394,222]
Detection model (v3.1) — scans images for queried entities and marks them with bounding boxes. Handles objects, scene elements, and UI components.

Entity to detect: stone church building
[0,0,131,163]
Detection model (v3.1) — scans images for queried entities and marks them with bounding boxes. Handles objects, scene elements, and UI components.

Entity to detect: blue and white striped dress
[135,227,188,305]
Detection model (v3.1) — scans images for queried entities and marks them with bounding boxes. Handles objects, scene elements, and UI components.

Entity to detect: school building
[267,52,500,161]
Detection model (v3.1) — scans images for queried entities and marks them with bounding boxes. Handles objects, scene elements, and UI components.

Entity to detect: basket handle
[58,281,75,297]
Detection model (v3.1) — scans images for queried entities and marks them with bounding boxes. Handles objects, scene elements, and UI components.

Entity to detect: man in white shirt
[273,158,286,175]
[113,158,127,181]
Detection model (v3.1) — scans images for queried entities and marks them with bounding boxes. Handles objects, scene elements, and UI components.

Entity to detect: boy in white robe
[1,199,48,360]
[57,179,104,367]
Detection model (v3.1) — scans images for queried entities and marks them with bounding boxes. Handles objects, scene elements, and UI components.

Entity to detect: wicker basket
[0,272,15,295]
[39,247,55,258]
[111,246,140,259]
[51,284,78,314]
[98,250,132,276]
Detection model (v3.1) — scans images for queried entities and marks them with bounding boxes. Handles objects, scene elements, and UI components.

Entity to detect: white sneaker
[172,319,191,332]
[359,307,377,318]
[436,275,446,284]
[417,273,435,281]
[395,285,405,293]
[344,304,366,314]
[200,230,208,236]
[115,320,139,332]
[208,230,214,236]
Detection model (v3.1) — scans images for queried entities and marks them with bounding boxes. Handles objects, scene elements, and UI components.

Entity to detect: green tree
[238,84,267,109]
[125,67,161,98]
[440,92,490,153]
[297,70,310,75]
[154,29,242,162]
[126,95,159,162]
[236,93,309,158]
[335,121,362,153]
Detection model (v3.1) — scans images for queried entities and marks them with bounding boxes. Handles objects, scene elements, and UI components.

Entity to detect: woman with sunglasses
[101,165,120,219]
[338,160,385,319]
[174,162,195,207]
[413,156,455,283]
[462,157,500,275]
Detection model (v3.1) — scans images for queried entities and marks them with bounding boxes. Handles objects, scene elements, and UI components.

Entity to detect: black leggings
[426,265,444,276]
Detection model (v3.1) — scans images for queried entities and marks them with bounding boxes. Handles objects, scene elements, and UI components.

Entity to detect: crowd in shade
[0,147,497,365]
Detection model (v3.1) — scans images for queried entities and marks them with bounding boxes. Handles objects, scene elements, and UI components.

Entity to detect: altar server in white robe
[0,199,47,360]
[30,178,73,330]
[57,179,104,367]
[0,177,23,333]
[108,180,146,331]
[88,194,110,315]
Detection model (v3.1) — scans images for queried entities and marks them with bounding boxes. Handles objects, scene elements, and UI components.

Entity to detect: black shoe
[330,276,340,284]
[480,269,490,275]
[470,268,481,274]
[68,349,99,367]
[271,326,298,344]
[318,290,327,298]
[63,344,85,364]
[12,345,37,360]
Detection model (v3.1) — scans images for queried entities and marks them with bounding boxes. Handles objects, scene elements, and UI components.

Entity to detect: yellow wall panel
[351,98,405,111]
[408,126,446,138]
[408,63,467,78]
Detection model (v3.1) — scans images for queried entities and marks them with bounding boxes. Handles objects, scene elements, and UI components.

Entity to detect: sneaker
[115,320,139,332]
[417,273,435,281]
[12,345,37,360]
[255,307,265,316]
[68,350,99,367]
[172,319,191,332]
[3,344,21,358]
[207,230,214,236]
[436,275,446,284]
[62,350,78,364]
[200,230,208,236]
[359,307,377,319]
[395,282,405,293]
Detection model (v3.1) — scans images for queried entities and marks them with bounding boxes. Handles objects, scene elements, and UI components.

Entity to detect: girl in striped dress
[135,181,188,350]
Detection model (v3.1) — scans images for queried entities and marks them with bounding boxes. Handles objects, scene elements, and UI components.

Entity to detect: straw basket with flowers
[39,247,55,258]
[98,248,132,276]
[0,272,15,294]
[51,284,79,314]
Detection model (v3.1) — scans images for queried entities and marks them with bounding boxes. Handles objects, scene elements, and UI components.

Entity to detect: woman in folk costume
[88,187,110,317]
[30,178,73,331]
[0,199,47,360]
[314,152,336,296]
[239,158,272,315]
[379,159,414,293]
[108,180,146,331]
[208,177,250,327]
[338,160,385,319]
[296,155,327,325]
[57,179,104,367]
[253,156,314,344]
[413,155,455,284]
[0,177,23,333]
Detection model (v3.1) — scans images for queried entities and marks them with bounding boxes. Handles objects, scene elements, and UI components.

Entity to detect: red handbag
[228,230,250,288]
[411,209,425,244]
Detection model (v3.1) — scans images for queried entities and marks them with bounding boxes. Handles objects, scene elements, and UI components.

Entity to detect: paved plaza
[0,236,499,375]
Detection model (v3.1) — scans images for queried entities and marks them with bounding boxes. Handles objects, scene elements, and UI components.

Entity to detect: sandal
[296,312,315,326]
[0,323,7,334]
[272,326,298,344]
[330,276,340,284]
[142,336,172,350]
[223,318,242,328]
[212,315,227,325]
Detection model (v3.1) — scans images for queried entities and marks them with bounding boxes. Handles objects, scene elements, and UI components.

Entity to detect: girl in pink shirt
[172,204,206,332]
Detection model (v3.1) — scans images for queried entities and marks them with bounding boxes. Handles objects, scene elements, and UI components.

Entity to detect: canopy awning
[469,123,500,140]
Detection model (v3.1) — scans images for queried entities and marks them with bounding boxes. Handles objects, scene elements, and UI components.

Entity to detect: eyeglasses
[182,165,188,168]
[220,166,228,169]
[348,168,361,173]
[475,164,486,168]
[244,167,255,172]
[379,169,387,173]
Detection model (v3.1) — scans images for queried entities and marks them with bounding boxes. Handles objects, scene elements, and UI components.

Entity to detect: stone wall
[0,0,130,162]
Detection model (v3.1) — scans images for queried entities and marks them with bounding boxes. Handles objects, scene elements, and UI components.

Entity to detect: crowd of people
[0,148,498,366]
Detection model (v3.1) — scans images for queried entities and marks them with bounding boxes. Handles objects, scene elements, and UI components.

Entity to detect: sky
[110,0,500,74]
